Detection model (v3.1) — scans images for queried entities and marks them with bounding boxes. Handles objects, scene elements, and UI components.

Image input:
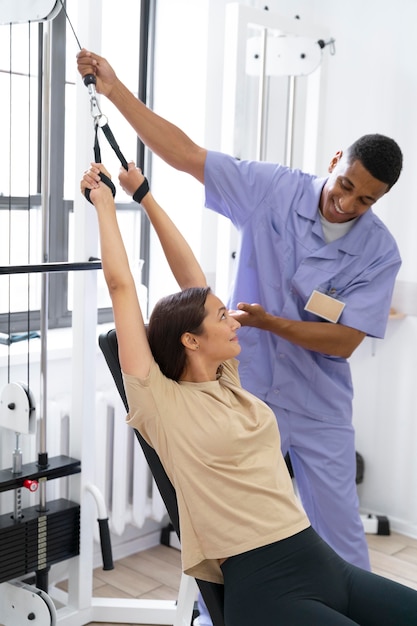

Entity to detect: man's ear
[328,150,343,173]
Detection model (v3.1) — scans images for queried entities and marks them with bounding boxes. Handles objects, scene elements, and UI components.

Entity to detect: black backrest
[98,328,225,626]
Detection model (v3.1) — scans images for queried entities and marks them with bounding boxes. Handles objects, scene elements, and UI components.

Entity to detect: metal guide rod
[284,75,296,167]
[256,28,268,161]
[39,20,52,506]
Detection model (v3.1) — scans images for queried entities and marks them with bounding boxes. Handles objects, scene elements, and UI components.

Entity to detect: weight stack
[0,498,80,583]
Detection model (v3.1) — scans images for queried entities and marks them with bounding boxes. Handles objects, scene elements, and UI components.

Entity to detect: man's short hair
[346,134,403,189]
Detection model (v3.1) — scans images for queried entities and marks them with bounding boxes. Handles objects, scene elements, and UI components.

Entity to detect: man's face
[320,152,389,223]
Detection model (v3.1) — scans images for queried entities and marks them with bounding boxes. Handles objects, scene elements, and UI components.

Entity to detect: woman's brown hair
[147,286,211,381]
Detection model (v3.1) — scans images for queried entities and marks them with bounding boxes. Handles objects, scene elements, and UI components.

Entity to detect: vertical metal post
[256,28,268,161]
[39,21,51,492]
[65,0,103,611]
[137,0,155,302]
[284,74,296,167]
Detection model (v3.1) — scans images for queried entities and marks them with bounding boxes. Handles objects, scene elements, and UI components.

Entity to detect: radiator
[95,391,166,536]
[0,389,166,534]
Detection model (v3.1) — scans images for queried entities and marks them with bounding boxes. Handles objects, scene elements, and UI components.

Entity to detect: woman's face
[197,293,241,362]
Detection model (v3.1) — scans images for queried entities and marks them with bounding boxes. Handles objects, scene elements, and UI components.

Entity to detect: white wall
[149,0,417,537]
[269,0,417,280]
[351,319,417,536]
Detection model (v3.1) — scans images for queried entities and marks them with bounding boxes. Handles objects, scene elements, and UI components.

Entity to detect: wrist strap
[85,172,116,204]
[133,178,150,204]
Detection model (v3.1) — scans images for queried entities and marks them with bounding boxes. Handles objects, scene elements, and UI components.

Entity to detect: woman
[81,162,417,626]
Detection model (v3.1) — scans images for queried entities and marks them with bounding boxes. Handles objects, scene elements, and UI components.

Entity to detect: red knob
[23,479,39,492]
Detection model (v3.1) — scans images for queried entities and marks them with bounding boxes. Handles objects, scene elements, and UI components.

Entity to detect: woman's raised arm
[81,163,152,378]
[119,162,207,290]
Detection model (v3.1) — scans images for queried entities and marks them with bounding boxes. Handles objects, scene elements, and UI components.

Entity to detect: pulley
[0,382,36,435]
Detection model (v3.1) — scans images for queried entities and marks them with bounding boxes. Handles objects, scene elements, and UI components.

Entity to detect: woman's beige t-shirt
[123,358,309,584]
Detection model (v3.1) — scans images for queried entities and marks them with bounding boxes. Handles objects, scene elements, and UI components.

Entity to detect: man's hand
[229,303,268,328]
[76,48,117,98]
[230,301,366,358]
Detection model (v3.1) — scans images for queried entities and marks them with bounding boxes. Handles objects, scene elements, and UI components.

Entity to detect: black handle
[83,73,96,87]
[98,517,114,570]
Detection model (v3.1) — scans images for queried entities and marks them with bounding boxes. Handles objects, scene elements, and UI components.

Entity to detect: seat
[98,328,225,626]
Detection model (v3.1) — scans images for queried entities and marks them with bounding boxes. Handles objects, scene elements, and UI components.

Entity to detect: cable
[58,0,129,185]
[58,0,82,50]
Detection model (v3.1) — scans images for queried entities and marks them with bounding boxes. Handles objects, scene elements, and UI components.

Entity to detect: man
[77,49,402,624]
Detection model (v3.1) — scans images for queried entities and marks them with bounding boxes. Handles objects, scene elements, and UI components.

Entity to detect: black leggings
[220,527,417,625]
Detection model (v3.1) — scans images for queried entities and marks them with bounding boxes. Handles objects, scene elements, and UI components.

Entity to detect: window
[0,0,151,336]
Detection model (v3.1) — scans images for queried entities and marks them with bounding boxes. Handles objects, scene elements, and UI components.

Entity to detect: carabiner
[83,73,103,123]
[88,84,102,123]
[82,72,128,170]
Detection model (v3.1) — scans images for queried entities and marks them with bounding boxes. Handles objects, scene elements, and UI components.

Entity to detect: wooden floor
[82,531,417,626]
